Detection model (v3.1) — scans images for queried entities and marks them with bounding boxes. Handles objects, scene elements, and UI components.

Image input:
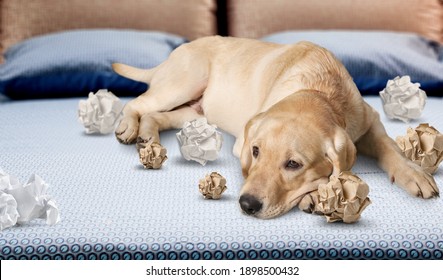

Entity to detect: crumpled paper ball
[138,142,168,169]
[176,118,223,165]
[396,123,443,174]
[0,192,19,231]
[198,172,227,199]
[379,76,427,122]
[78,89,124,134]
[300,171,371,223]
[0,168,60,231]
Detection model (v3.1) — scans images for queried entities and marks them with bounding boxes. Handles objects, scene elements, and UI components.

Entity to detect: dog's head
[239,92,356,219]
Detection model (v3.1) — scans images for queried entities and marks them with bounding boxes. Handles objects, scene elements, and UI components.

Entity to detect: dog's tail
[112,63,157,83]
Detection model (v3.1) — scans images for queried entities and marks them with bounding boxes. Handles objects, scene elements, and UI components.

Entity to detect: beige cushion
[0,0,217,55]
[228,0,443,43]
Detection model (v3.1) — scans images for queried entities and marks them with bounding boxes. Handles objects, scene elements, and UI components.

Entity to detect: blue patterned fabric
[0,30,187,100]
[0,97,442,260]
[263,31,443,96]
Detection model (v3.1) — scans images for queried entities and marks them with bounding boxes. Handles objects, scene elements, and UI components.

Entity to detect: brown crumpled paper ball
[301,171,371,223]
[198,172,227,199]
[138,142,167,169]
[396,123,443,174]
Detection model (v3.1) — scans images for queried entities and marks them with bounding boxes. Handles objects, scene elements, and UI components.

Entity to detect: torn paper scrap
[300,171,371,223]
[78,89,124,134]
[396,123,443,174]
[379,76,426,122]
[176,118,223,165]
[139,142,168,169]
[0,169,60,231]
[198,172,227,199]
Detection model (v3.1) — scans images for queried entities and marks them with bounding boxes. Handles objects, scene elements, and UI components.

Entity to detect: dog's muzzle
[239,194,263,215]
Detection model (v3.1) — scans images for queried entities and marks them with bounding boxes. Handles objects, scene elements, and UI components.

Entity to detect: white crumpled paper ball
[0,168,60,231]
[78,89,124,134]
[379,76,427,122]
[176,118,223,165]
[0,192,19,231]
[9,174,60,225]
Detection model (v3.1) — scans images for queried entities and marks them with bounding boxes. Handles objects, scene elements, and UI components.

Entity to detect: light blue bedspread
[0,97,442,260]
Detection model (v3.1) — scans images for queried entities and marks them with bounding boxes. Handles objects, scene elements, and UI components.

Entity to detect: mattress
[0,96,442,260]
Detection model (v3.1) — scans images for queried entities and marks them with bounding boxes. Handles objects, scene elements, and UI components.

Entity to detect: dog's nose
[239,194,263,215]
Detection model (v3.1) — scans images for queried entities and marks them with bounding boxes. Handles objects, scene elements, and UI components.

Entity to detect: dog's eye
[286,160,302,170]
[252,146,259,158]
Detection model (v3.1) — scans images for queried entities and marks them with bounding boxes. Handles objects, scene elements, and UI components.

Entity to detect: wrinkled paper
[0,168,60,231]
[396,123,443,174]
[78,89,124,134]
[301,171,371,223]
[139,142,168,169]
[379,76,427,122]
[198,172,227,199]
[0,192,19,231]
[176,118,223,165]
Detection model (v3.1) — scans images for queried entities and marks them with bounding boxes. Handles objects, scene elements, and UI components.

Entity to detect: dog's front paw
[392,161,439,198]
[298,191,321,214]
[115,118,138,144]
[298,194,314,213]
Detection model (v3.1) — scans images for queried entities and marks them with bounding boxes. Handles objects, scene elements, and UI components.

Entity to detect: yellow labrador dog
[113,36,439,219]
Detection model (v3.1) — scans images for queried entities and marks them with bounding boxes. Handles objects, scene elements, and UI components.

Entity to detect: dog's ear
[240,112,264,177]
[325,127,356,176]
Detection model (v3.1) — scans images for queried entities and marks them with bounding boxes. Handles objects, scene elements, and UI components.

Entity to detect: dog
[112,36,439,219]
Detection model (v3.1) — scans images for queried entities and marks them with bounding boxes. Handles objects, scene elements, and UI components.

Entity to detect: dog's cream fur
[113,36,439,219]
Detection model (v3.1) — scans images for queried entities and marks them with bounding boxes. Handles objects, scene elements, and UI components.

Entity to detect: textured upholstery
[0,0,217,56]
[0,97,442,260]
[227,0,443,43]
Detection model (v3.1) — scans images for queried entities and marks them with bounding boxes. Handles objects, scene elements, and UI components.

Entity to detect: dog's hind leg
[113,46,209,144]
[136,106,203,151]
[356,111,439,198]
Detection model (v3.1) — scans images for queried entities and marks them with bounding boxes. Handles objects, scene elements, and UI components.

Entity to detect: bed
[1,0,443,260]
[0,96,442,260]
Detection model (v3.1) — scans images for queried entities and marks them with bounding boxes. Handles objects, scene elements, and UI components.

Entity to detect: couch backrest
[1,0,443,60]
[0,0,217,56]
[227,0,443,44]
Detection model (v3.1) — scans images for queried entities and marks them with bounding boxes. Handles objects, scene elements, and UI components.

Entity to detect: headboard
[227,0,443,43]
[0,0,217,57]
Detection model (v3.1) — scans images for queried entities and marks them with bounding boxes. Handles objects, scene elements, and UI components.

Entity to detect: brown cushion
[0,0,217,55]
[227,0,443,43]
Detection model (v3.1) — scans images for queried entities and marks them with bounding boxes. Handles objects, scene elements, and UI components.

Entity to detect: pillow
[262,31,443,96]
[0,0,217,57]
[0,30,187,100]
[228,0,443,44]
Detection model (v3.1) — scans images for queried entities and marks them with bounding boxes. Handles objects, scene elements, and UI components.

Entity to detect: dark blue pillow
[262,31,443,96]
[0,30,187,100]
